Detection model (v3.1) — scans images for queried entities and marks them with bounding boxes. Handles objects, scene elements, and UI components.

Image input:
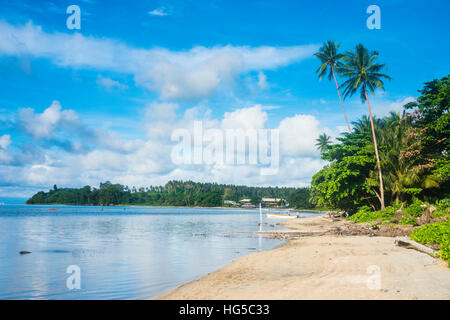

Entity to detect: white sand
[158,215,450,300]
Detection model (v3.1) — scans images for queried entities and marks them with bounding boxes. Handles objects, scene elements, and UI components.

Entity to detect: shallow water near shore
[0,205,319,299]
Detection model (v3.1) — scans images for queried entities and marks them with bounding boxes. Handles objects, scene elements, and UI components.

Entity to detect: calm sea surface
[0,205,319,299]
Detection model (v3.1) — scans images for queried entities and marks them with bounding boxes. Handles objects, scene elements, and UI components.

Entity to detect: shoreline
[158,215,450,300]
[23,203,329,213]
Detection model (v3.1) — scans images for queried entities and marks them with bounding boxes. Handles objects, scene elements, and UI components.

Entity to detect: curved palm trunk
[364,85,385,210]
[332,67,352,133]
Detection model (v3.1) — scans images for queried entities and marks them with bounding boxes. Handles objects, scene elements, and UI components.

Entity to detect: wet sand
[158,215,450,300]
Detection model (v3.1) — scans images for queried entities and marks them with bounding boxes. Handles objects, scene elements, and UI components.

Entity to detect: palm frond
[313,40,345,82]
[340,44,390,103]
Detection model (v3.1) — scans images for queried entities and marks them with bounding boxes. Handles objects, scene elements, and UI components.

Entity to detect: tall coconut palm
[314,40,352,132]
[340,44,391,210]
[315,133,331,153]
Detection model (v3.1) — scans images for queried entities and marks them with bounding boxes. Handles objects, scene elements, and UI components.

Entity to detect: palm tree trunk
[364,85,385,210]
[332,67,352,133]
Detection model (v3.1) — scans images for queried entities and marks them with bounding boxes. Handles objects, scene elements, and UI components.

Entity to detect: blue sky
[0,0,449,199]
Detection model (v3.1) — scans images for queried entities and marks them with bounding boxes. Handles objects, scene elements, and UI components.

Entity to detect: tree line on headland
[26,180,314,209]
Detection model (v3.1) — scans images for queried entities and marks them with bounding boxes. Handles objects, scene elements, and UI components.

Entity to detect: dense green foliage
[347,205,397,223]
[410,221,450,262]
[311,75,449,212]
[348,198,450,263]
[26,180,315,209]
[311,130,376,211]
[404,76,450,199]
[348,199,449,224]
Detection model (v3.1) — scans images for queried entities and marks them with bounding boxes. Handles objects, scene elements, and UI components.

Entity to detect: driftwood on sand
[394,237,439,257]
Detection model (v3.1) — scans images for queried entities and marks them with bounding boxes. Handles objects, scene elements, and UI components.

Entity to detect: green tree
[340,44,391,210]
[314,40,351,132]
[380,112,440,204]
[315,133,331,153]
[26,181,314,209]
[287,188,314,209]
[404,75,450,199]
[250,195,262,206]
[311,130,376,211]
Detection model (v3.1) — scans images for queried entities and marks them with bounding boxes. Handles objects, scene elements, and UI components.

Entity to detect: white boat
[265,212,298,219]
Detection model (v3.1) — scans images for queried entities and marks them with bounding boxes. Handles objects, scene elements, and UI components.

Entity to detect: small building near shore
[261,198,288,208]
[239,198,255,208]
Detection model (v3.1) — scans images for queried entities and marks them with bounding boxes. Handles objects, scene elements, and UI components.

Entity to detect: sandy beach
[158,215,450,300]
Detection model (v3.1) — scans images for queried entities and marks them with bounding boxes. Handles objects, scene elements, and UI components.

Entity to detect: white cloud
[0,134,11,149]
[148,8,168,16]
[257,71,268,89]
[258,104,282,111]
[18,101,79,139]
[96,75,128,91]
[278,114,327,157]
[17,101,142,153]
[222,105,267,130]
[0,21,318,100]
[346,96,417,120]
[0,134,13,164]
[277,156,325,185]
[311,98,327,105]
[1,102,333,194]
[373,96,416,117]
[336,125,350,134]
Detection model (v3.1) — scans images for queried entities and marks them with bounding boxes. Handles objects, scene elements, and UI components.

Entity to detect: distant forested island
[26,180,315,209]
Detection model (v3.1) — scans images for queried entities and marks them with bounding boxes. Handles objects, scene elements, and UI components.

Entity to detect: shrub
[433,199,450,220]
[404,198,428,218]
[349,200,449,225]
[399,216,416,225]
[348,205,396,223]
[410,221,450,263]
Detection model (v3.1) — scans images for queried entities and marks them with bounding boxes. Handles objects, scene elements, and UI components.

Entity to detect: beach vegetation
[347,205,396,223]
[410,221,450,263]
[311,75,449,212]
[339,44,391,210]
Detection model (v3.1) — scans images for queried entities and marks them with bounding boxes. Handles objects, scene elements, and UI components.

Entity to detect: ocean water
[0,205,318,299]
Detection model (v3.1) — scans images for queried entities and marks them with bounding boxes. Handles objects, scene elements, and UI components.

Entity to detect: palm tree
[315,133,331,153]
[381,112,439,204]
[340,44,391,210]
[352,115,380,134]
[314,40,352,132]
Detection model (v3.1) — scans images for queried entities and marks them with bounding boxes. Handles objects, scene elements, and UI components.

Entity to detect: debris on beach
[394,237,439,257]
[331,218,414,237]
